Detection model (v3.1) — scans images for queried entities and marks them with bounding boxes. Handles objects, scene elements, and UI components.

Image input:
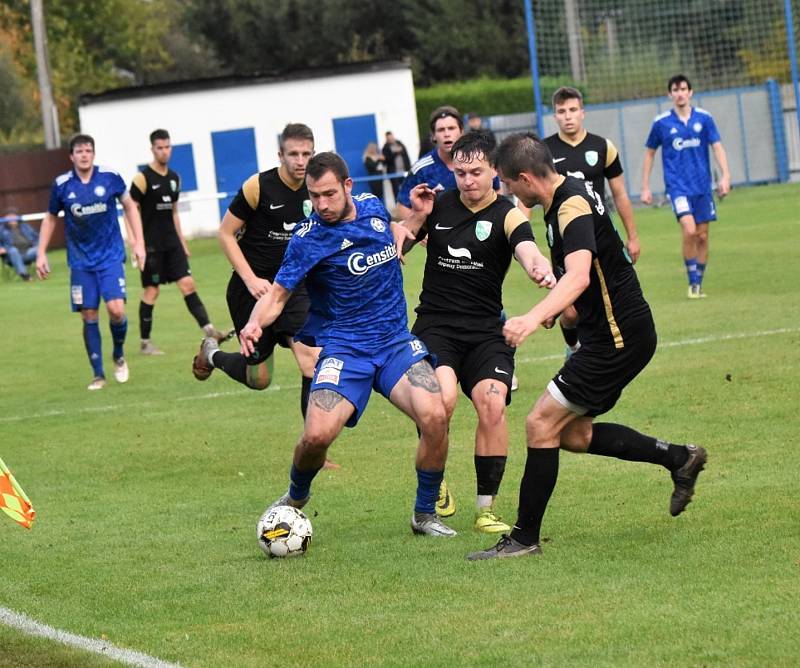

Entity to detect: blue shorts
[668,192,716,224]
[311,333,432,428]
[70,264,127,312]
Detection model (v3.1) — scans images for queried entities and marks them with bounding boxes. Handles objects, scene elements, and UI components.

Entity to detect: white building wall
[79,66,419,236]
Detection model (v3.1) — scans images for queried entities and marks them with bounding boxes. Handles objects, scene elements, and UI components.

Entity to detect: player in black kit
[544,87,641,358]
[468,133,706,560]
[397,132,555,534]
[131,129,228,355]
[192,124,333,468]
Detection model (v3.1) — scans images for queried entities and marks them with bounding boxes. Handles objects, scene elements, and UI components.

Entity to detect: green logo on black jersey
[475,220,492,241]
[546,223,554,248]
[170,179,177,192]
[303,199,312,218]
[584,150,598,167]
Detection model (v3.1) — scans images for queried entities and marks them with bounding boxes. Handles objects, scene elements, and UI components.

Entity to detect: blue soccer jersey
[275,192,408,349]
[48,166,127,270]
[645,107,721,196]
[397,148,500,208]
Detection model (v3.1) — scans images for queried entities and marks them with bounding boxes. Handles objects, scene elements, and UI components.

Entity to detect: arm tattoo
[310,389,345,412]
[406,360,441,393]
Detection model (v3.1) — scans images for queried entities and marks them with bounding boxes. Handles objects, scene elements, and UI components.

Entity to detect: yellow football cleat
[474,507,511,534]
[435,480,456,517]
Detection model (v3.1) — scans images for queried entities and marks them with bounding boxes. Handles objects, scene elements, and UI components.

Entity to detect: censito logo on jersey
[672,137,702,151]
[70,202,108,218]
[347,244,397,276]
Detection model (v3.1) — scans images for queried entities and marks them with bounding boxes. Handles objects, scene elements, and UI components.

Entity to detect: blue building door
[211,128,258,219]
[332,114,378,196]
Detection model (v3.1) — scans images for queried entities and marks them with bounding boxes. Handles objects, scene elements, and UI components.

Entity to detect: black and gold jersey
[130,166,181,251]
[415,189,534,326]
[544,175,649,349]
[544,130,623,202]
[228,167,310,279]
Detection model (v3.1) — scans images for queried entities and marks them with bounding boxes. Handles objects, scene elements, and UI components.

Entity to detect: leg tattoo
[310,389,346,412]
[406,360,441,393]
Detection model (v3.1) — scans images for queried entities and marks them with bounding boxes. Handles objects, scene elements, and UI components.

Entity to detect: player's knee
[526,409,555,446]
[246,364,271,390]
[178,277,196,294]
[475,395,506,429]
[107,303,126,322]
[419,399,448,438]
[560,421,592,452]
[301,426,334,453]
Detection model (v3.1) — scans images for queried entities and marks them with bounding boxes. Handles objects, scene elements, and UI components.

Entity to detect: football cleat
[140,340,165,356]
[87,376,107,391]
[113,357,129,383]
[192,337,218,381]
[565,342,581,359]
[474,507,511,534]
[687,284,701,299]
[268,491,310,512]
[436,480,456,517]
[411,512,457,537]
[203,324,236,343]
[670,444,707,516]
[510,374,519,392]
[466,534,542,561]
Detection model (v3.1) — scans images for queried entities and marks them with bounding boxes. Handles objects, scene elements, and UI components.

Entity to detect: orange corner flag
[0,457,35,529]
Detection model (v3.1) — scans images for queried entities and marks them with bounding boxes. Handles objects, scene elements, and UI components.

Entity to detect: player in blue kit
[641,74,731,299]
[240,152,456,538]
[37,134,145,390]
[396,105,500,219]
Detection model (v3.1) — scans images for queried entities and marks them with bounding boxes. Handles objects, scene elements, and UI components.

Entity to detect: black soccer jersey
[415,190,534,325]
[228,168,310,279]
[544,130,623,202]
[130,166,181,251]
[544,175,649,349]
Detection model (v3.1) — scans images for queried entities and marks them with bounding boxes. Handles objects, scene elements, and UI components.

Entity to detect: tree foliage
[0,0,796,148]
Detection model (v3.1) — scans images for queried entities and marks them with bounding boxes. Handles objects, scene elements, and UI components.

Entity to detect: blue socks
[414,468,444,514]
[109,317,127,360]
[696,262,706,287]
[83,319,104,378]
[684,257,698,286]
[289,463,322,501]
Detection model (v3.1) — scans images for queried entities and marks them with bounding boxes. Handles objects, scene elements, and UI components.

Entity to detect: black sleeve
[228,188,255,221]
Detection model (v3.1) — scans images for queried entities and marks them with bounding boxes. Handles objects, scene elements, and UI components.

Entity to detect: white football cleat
[113,357,129,383]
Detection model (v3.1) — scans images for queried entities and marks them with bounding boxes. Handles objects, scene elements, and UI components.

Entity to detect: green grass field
[1,183,799,667]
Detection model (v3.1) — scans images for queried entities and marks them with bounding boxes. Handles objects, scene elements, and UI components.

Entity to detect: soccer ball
[256,505,313,558]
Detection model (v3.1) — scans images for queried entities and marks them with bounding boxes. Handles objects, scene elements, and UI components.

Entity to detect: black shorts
[226,273,310,365]
[140,247,190,287]
[412,317,515,403]
[549,314,657,417]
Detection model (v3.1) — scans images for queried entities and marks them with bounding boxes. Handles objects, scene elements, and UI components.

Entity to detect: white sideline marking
[0,327,797,425]
[0,607,182,668]
[515,326,800,365]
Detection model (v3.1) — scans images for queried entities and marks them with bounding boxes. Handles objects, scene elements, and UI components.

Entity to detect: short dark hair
[451,130,497,165]
[306,152,349,184]
[69,133,95,153]
[668,74,692,92]
[280,123,314,150]
[552,86,584,108]
[495,133,555,179]
[149,129,170,144]
[429,105,463,132]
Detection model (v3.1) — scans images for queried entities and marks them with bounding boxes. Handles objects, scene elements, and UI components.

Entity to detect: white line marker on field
[1,327,797,425]
[0,607,182,668]
[516,326,800,365]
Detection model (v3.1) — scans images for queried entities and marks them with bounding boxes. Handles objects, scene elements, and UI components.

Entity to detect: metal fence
[488,80,797,199]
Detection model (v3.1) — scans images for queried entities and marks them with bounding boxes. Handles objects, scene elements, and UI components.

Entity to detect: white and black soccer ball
[256,505,313,558]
